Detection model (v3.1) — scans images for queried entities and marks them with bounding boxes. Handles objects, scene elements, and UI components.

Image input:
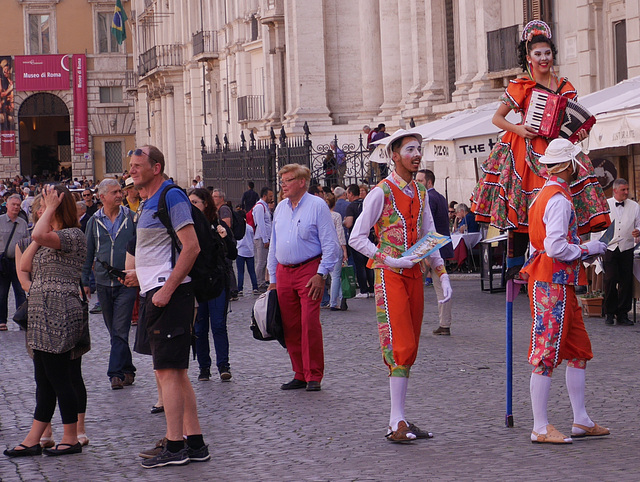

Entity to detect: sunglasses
[127,148,157,164]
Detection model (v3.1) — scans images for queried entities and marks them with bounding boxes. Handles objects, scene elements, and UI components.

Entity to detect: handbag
[250,289,286,348]
[75,281,91,351]
[341,264,357,299]
[12,299,28,330]
[0,222,18,276]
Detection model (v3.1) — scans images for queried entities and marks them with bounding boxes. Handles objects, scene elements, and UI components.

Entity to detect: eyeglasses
[281,177,299,185]
[128,148,157,164]
[83,193,93,198]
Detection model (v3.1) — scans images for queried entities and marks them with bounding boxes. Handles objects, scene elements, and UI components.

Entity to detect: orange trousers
[374,268,424,377]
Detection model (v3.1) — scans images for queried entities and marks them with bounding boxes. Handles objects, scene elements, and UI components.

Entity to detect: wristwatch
[317,272,329,280]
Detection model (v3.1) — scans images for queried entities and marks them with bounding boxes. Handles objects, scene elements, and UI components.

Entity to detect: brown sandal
[572,422,610,438]
[385,421,417,443]
[531,424,572,444]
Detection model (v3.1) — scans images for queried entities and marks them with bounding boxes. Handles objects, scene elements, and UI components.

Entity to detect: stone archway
[18,92,70,179]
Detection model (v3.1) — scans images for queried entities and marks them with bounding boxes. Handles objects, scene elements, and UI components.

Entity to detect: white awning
[580,76,640,150]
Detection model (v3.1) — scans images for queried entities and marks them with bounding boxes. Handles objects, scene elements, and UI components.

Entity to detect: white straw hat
[539,138,585,171]
[369,129,423,164]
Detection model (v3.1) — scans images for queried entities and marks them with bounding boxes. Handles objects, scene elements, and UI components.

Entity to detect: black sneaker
[219,366,232,381]
[141,447,189,469]
[198,368,210,381]
[187,444,211,462]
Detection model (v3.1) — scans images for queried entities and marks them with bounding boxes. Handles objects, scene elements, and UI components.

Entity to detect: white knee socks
[530,372,551,434]
[566,365,593,429]
[389,377,409,431]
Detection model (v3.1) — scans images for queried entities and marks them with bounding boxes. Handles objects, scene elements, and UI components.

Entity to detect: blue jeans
[0,258,26,324]
[236,256,258,292]
[195,289,229,371]
[329,261,343,308]
[96,284,137,380]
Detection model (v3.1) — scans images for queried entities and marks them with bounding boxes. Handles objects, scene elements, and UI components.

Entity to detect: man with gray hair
[82,178,138,389]
[601,178,640,326]
[0,193,28,331]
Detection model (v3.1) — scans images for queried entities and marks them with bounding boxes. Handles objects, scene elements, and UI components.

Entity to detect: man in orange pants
[521,138,610,444]
[350,129,452,443]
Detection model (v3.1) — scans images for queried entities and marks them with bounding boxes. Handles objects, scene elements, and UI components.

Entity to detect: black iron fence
[202,123,379,206]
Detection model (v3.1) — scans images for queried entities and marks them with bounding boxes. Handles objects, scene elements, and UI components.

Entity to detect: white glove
[383,254,419,269]
[439,274,452,304]
[581,240,607,258]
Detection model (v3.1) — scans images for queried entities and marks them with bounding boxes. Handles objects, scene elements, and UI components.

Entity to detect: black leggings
[33,351,86,424]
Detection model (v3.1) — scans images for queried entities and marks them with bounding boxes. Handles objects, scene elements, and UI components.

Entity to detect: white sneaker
[355,293,369,299]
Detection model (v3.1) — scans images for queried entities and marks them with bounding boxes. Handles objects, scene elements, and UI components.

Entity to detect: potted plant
[577,291,604,318]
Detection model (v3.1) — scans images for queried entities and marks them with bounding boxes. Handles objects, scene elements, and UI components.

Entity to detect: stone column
[628,1,640,78]
[419,0,446,106]
[358,0,383,119]
[405,0,427,108]
[467,0,501,103]
[378,0,402,118]
[451,0,476,104]
[165,89,178,182]
[159,93,167,155]
[397,0,414,110]
[282,0,332,127]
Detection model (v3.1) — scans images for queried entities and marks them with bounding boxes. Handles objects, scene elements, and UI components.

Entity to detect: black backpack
[230,208,247,240]
[156,184,228,302]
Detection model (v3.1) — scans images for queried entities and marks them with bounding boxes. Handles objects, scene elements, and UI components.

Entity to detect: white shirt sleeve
[542,193,582,262]
[348,187,384,259]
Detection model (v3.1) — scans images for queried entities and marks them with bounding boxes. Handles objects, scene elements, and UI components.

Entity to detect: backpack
[245,208,256,230]
[156,184,228,302]
[250,289,286,348]
[230,208,247,240]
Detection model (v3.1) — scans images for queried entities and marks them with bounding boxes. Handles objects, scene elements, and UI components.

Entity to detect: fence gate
[202,124,375,206]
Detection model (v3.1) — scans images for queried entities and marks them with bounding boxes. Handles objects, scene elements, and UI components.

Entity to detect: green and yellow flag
[111,0,128,45]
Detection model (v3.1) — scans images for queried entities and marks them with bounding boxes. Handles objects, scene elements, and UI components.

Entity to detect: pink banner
[73,54,88,153]
[15,55,70,91]
[1,56,16,156]
[0,131,15,157]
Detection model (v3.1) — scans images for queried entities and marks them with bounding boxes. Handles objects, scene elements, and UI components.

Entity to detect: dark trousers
[96,284,137,380]
[33,350,81,424]
[0,258,26,323]
[194,288,229,371]
[603,247,634,317]
[352,249,374,295]
[236,256,258,292]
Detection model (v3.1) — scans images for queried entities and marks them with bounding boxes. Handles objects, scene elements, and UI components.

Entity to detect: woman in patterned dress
[4,185,88,457]
[471,20,609,268]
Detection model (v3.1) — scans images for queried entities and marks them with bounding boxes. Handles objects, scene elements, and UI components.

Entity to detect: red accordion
[524,88,596,143]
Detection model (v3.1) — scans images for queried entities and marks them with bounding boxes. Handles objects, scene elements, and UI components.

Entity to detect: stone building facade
[128,0,639,188]
[1,0,137,182]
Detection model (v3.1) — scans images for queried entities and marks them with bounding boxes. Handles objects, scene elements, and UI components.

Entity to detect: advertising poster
[0,56,16,156]
[73,54,88,153]
[14,54,70,91]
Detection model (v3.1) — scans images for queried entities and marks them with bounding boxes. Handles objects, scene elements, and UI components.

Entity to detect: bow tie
[615,201,625,207]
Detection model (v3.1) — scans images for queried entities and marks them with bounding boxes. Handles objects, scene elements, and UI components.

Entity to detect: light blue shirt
[267,192,340,284]
[94,206,127,240]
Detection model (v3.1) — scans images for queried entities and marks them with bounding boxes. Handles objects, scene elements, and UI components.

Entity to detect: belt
[281,254,322,269]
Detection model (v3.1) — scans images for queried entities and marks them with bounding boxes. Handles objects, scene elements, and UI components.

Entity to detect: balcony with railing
[138,44,183,77]
[237,95,265,123]
[192,30,218,61]
[125,70,137,92]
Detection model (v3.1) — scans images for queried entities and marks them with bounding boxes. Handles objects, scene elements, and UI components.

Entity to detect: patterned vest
[367,179,424,278]
[521,179,586,285]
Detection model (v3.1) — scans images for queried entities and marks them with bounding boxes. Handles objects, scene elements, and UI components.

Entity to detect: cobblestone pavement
[0,277,639,481]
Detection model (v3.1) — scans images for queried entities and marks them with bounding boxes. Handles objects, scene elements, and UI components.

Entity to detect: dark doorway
[18,93,70,180]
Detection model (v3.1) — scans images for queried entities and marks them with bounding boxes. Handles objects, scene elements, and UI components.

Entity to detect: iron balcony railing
[138,44,183,77]
[125,70,137,90]
[237,95,264,122]
[193,30,217,58]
